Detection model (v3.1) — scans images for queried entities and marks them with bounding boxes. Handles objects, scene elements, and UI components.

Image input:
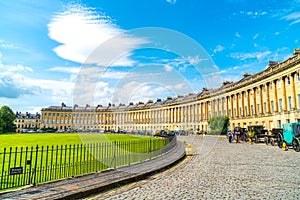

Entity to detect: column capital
[291,71,297,76]
[282,75,287,79]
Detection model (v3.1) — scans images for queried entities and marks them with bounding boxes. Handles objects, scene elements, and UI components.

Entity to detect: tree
[208,116,230,135]
[0,106,16,133]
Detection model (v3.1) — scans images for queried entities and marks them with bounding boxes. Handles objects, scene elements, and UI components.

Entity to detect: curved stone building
[41,50,300,132]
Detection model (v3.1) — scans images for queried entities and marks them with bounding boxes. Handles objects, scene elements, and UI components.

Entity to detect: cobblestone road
[90,135,300,200]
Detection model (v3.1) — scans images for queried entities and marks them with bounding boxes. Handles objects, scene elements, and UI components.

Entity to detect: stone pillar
[221,98,223,115]
[247,90,251,116]
[169,108,172,124]
[206,102,209,120]
[217,99,220,116]
[273,80,278,112]
[253,88,257,115]
[231,95,234,118]
[260,85,264,114]
[266,82,271,113]
[282,76,287,110]
[182,107,185,123]
[291,72,297,109]
[211,100,214,116]
[226,96,229,117]
[241,92,245,117]
[200,103,203,121]
[178,107,181,123]
[236,93,239,118]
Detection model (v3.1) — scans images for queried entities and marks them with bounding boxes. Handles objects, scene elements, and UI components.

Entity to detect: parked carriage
[247,125,268,143]
[264,128,283,146]
[277,122,300,152]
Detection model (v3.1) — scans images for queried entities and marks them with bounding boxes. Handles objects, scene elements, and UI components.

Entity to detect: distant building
[14,112,41,133]
[41,49,300,132]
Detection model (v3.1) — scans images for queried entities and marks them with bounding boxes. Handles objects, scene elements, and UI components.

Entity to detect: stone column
[266,82,271,113]
[231,95,234,118]
[178,107,181,123]
[236,93,239,118]
[273,79,278,112]
[221,98,223,115]
[217,99,220,116]
[226,96,229,117]
[205,101,208,121]
[282,76,287,110]
[241,92,245,117]
[260,85,264,114]
[253,88,257,115]
[247,90,251,116]
[291,72,297,109]
[211,100,214,116]
[200,103,203,121]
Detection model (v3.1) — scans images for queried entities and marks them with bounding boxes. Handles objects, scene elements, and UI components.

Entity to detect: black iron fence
[0,136,176,191]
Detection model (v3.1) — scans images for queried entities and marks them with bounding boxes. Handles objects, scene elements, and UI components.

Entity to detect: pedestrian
[228,130,233,143]
[235,130,240,143]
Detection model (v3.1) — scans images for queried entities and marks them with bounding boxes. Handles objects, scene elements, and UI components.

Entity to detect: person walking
[228,130,233,143]
[235,129,240,143]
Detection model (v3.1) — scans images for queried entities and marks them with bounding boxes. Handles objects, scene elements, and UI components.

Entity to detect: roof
[16,112,41,119]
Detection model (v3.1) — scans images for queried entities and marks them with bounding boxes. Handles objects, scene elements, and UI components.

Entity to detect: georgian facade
[14,112,41,133]
[41,50,300,132]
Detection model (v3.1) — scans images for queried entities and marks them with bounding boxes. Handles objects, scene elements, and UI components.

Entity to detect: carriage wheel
[277,133,283,148]
[292,138,300,152]
[270,138,275,146]
[264,136,269,145]
[254,135,259,143]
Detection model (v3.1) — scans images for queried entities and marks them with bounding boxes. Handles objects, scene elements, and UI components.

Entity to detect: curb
[0,141,186,200]
[57,141,186,199]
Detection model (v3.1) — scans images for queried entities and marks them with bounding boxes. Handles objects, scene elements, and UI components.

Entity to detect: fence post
[33,145,39,186]
[149,139,152,160]
[1,148,6,190]
[128,141,131,166]
[114,141,116,169]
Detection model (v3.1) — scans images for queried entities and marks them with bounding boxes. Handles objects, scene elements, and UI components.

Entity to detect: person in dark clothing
[228,130,233,143]
[235,130,240,143]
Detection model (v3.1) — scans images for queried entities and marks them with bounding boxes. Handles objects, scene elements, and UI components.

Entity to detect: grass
[0,133,168,191]
[0,133,155,148]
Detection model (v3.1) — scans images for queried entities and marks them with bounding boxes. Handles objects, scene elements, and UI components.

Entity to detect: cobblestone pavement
[90,135,300,200]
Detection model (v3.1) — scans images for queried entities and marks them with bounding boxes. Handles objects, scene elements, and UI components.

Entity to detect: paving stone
[94,135,300,200]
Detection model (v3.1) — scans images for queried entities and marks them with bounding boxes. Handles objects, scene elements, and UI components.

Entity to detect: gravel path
[90,135,300,200]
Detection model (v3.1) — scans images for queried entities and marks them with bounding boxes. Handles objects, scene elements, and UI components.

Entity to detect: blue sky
[0,0,299,113]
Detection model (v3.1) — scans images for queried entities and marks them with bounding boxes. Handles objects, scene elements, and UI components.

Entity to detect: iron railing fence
[0,136,176,191]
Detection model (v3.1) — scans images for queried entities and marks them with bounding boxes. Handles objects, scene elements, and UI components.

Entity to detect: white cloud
[164,65,173,72]
[4,64,33,73]
[48,4,147,66]
[166,0,177,4]
[253,33,259,40]
[0,40,18,49]
[282,12,300,25]
[48,66,128,80]
[0,55,38,98]
[186,55,203,65]
[238,10,268,18]
[275,32,280,35]
[112,81,176,105]
[48,67,80,74]
[213,45,225,53]
[230,50,271,61]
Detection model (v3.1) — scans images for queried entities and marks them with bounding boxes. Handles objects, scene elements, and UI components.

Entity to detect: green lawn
[0,133,154,149]
[0,133,169,191]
